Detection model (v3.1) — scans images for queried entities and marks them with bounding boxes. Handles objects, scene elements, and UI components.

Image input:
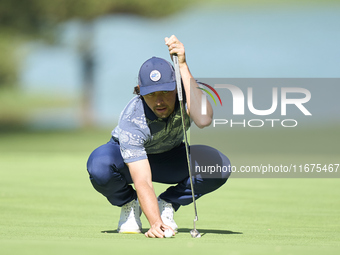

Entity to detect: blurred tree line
[0,0,336,87]
[1,0,333,128]
[0,0,197,127]
[0,0,197,86]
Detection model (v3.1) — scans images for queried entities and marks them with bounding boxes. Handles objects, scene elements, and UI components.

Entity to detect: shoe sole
[118,229,142,234]
[119,231,141,234]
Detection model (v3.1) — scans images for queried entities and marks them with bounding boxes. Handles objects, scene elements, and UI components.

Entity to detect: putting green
[0,129,339,255]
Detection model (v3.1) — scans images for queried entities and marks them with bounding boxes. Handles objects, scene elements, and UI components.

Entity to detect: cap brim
[140,81,176,96]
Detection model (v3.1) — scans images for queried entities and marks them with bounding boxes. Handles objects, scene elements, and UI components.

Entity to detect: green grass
[0,128,339,255]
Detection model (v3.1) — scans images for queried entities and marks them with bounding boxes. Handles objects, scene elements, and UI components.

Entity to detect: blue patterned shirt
[111,96,191,163]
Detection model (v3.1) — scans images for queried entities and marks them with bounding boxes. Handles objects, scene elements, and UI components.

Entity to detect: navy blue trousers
[86,139,231,211]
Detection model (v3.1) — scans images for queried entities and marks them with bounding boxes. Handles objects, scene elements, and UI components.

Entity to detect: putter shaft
[173,55,199,236]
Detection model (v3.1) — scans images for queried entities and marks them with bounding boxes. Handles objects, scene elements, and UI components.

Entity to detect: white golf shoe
[117,199,142,233]
[158,198,178,233]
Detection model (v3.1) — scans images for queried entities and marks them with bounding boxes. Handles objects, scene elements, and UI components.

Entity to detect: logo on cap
[150,70,161,82]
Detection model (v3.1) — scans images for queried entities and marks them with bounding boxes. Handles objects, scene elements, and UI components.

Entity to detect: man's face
[143,89,177,119]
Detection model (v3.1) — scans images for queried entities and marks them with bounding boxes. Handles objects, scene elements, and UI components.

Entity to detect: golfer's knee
[211,162,231,189]
[213,172,229,188]
[87,154,113,186]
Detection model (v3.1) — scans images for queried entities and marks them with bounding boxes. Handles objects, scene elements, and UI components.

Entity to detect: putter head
[190,229,201,238]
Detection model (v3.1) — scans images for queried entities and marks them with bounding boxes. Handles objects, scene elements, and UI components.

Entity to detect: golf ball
[164,229,173,238]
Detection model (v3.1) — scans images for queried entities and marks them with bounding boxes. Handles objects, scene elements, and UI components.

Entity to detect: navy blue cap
[138,57,176,96]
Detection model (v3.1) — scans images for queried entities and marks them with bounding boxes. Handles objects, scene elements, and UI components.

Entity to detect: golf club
[173,55,201,238]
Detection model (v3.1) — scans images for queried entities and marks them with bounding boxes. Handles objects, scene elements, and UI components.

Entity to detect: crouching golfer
[87,35,231,238]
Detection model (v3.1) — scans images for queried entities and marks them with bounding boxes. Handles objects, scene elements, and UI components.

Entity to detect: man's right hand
[144,221,175,238]
[127,159,175,238]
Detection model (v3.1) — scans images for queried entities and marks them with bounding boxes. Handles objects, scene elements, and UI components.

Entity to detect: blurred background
[1,2,339,253]
[0,0,339,131]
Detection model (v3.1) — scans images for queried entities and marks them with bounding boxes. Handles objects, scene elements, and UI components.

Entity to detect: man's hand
[144,221,175,238]
[127,159,176,238]
[164,34,213,128]
[165,35,186,64]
